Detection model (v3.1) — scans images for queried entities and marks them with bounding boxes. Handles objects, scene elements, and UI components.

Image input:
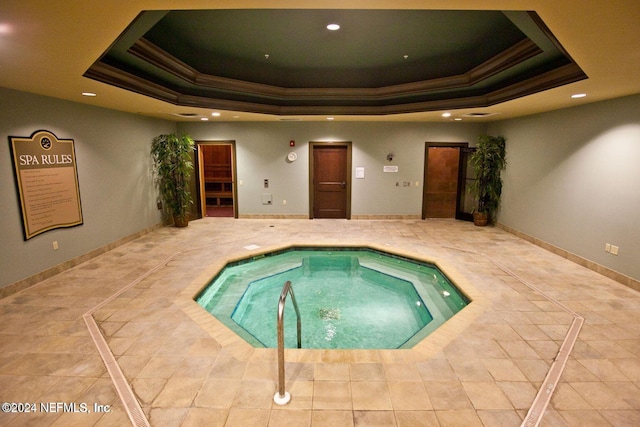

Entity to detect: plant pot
[173,215,189,228]
[473,211,489,227]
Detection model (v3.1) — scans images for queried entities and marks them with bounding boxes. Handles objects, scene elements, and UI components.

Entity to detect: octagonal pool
[196,247,469,349]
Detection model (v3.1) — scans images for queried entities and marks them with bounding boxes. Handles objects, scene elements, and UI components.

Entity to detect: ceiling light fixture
[200,117,209,121]
[0,23,13,34]
[326,24,340,31]
[327,117,335,121]
[571,93,587,98]
[81,92,97,97]
[211,112,221,117]
[442,112,451,118]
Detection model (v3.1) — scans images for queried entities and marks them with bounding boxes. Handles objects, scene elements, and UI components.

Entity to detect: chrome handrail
[273,280,301,405]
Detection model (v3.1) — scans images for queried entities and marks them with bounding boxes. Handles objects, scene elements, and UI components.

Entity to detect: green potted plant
[469,135,507,226]
[151,133,195,227]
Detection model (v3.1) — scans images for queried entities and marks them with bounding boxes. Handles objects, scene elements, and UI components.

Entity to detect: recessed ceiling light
[327,117,335,121]
[454,118,462,121]
[571,93,587,98]
[0,23,13,35]
[327,24,340,31]
[200,117,209,121]
[442,112,451,118]
[81,92,96,97]
[211,112,221,117]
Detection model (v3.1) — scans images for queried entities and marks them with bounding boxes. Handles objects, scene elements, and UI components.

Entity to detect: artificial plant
[151,133,195,226]
[470,135,507,224]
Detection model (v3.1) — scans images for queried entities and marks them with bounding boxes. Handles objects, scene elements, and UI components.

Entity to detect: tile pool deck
[2,218,640,426]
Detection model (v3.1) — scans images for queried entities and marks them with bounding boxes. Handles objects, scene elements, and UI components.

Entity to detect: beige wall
[0,87,173,289]
[490,94,640,281]
[178,121,486,217]
[2,85,638,291]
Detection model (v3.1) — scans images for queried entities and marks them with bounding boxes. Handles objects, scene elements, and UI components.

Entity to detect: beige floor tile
[435,409,484,427]
[550,383,594,410]
[350,363,385,381]
[181,408,228,427]
[279,380,313,410]
[232,380,277,409]
[556,410,614,426]
[571,381,633,410]
[225,408,270,427]
[611,358,640,381]
[313,381,352,410]
[4,219,640,426]
[268,408,312,427]
[131,377,167,406]
[577,359,630,381]
[415,359,457,381]
[310,410,354,427]
[482,358,529,381]
[383,362,422,382]
[477,410,523,426]
[388,381,433,410]
[194,378,240,408]
[461,381,513,409]
[153,376,206,407]
[394,410,439,427]
[424,381,473,410]
[315,362,350,381]
[599,409,640,427]
[497,381,538,410]
[353,410,396,426]
[351,381,393,410]
[448,358,494,381]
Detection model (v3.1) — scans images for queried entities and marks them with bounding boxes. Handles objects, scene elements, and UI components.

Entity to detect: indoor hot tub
[196,246,469,349]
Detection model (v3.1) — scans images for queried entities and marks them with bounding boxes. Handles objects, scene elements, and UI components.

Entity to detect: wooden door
[425,147,460,217]
[311,144,350,218]
[422,143,469,219]
[196,142,237,218]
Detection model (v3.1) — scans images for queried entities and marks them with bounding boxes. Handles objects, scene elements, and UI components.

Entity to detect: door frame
[309,141,352,219]
[421,142,469,220]
[195,140,238,219]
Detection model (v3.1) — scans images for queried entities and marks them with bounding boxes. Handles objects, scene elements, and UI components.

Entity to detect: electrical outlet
[52,241,59,250]
[605,243,611,253]
[610,245,619,255]
[282,199,287,205]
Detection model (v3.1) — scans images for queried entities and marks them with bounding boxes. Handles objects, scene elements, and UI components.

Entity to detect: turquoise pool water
[196,247,468,349]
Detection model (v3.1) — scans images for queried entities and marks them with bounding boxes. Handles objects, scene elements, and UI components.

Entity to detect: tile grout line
[443,245,584,427]
[83,253,181,427]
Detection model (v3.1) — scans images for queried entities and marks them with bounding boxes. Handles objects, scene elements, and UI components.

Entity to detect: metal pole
[274,280,301,405]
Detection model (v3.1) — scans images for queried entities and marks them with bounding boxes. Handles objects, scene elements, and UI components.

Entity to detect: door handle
[341,182,346,188]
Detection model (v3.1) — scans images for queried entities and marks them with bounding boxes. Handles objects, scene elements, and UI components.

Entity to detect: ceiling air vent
[462,112,499,118]
[171,112,201,118]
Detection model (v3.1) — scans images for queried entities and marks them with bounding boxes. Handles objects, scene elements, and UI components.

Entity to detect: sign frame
[9,130,83,240]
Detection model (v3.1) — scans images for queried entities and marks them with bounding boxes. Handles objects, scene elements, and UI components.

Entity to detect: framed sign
[9,130,83,240]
